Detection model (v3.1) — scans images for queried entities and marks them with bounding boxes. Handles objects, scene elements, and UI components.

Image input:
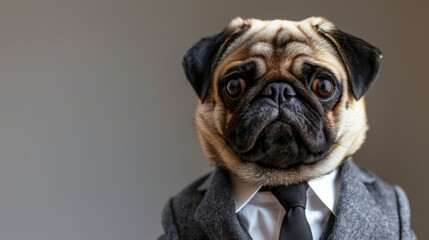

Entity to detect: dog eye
[226,78,245,98]
[311,78,334,99]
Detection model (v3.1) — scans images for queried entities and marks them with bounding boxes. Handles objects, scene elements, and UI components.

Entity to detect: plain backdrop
[0,0,427,239]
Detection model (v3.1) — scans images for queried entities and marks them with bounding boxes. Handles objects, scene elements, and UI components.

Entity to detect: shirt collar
[230,168,340,215]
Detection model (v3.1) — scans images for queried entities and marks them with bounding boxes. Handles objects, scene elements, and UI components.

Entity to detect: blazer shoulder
[394,185,417,240]
[358,167,397,200]
[171,171,212,209]
[357,166,400,209]
[160,172,212,239]
[357,166,416,239]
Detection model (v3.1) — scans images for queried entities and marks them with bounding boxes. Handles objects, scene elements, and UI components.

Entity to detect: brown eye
[311,78,334,99]
[226,78,245,97]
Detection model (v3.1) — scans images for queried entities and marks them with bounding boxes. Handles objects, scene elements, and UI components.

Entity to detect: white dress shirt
[230,169,340,240]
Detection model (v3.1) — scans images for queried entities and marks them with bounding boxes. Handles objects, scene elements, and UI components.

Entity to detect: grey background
[0,0,427,239]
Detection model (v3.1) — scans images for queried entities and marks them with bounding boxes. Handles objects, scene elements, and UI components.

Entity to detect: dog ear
[320,29,383,100]
[182,31,229,103]
[183,21,249,103]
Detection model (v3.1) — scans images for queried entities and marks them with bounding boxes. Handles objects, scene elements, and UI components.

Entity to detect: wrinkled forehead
[215,19,347,81]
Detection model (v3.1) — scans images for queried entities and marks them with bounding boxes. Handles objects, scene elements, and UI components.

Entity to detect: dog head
[183,17,382,186]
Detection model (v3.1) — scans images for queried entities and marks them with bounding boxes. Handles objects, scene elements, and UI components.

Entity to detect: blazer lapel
[194,167,252,240]
[329,159,387,239]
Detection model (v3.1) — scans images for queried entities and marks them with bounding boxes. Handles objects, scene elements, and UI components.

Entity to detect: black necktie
[269,183,313,240]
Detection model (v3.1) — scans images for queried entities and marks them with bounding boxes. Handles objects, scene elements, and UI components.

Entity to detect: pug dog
[159,17,415,240]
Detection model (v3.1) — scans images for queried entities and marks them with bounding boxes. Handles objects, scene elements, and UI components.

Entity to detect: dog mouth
[237,121,304,167]
[224,93,335,169]
[228,117,332,169]
[240,120,293,156]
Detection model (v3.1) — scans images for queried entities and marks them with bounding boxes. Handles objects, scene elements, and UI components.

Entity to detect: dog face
[183,17,382,186]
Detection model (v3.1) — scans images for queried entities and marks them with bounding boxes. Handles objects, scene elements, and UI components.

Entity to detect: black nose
[260,82,296,104]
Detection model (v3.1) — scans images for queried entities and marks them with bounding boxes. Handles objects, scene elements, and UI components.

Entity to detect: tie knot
[269,183,307,211]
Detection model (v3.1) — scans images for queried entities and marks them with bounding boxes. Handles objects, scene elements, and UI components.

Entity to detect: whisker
[332,142,356,151]
[217,142,229,157]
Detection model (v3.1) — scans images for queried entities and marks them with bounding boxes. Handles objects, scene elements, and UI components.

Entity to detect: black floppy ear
[182,30,231,103]
[321,29,383,100]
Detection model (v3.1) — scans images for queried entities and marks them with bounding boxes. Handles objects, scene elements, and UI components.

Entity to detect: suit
[159,159,416,239]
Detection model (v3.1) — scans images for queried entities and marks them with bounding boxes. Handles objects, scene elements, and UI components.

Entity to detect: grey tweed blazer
[159,159,416,239]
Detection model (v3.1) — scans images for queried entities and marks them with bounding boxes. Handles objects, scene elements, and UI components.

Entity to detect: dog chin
[236,121,331,169]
